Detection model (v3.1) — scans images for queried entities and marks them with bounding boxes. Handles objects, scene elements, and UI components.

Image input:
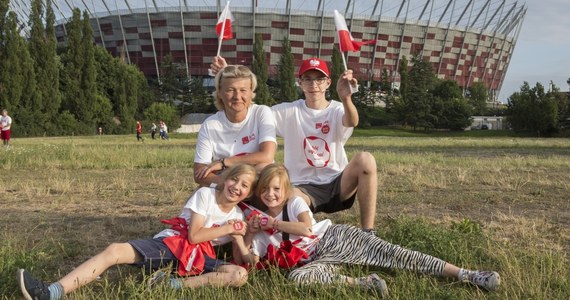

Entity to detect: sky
[498,0,570,102]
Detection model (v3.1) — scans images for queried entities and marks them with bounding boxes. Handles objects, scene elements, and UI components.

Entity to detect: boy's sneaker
[17,269,51,300]
[365,273,389,297]
[462,270,501,291]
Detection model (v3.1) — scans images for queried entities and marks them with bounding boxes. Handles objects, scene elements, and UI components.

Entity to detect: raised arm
[336,69,359,128]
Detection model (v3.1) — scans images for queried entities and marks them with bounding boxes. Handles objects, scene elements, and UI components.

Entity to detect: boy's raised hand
[336,69,359,100]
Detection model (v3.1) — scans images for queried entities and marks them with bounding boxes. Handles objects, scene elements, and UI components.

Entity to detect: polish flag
[216,2,234,40]
[334,10,375,52]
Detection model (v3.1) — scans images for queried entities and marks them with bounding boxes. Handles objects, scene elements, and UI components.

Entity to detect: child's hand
[259,216,276,231]
[247,215,262,234]
[228,220,247,236]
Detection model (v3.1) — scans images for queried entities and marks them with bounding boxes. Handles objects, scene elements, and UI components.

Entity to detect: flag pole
[216,1,230,57]
[336,26,348,71]
[340,52,348,71]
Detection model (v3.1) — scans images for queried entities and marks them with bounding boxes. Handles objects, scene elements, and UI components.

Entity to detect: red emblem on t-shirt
[303,136,331,168]
[242,136,250,144]
[321,124,330,134]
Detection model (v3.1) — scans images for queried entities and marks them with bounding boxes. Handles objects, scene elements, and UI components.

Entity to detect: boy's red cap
[298,58,330,78]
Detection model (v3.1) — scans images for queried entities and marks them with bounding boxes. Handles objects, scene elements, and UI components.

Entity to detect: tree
[379,68,391,95]
[0,12,37,135]
[252,33,273,105]
[60,9,83,124]
[398,56,409,102]
[159,54,186,104]
[184,77,215,114]
[403,55,436,130]
[27,0,62,134]
[277,37,296,103]
[507,82,558,136]
[143,102,181,131]
[0,0,8,39]
[467,81,488,115]
[432,80,472,130]
[330,46,343,100]
[79,10,98,128]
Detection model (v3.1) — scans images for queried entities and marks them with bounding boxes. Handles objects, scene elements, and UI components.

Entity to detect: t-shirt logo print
[303,136,331,168]
[316,121,330,134]
[241,133,256,145]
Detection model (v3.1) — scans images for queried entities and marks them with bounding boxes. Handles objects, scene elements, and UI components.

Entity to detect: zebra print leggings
[288,224,446,284]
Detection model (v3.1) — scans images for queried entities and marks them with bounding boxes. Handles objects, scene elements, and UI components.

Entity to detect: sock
[169,278,183,289]
[353,276,370,287]
[458,268,471,281]
[48,282,64,300]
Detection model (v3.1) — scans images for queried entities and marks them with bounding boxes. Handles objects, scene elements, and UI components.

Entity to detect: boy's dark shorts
[295,172,357,213]
[128,237,228,273]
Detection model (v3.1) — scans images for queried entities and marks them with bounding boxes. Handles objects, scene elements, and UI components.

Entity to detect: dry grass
[1,133,568,299]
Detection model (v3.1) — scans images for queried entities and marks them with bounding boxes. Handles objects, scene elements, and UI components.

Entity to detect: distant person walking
[150,123,157,140]
[159,121,169,140]
[1,109,12,148]
[136,121,144,142]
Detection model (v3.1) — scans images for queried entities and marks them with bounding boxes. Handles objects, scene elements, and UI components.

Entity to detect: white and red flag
[333,10,375,52]
[216,1,234,41]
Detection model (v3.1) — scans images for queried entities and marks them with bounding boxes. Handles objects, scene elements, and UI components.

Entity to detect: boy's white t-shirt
[272,100,353,185]
[154,187,244,246]
[194,104,277,164]
[0,115,11,130]
[251,196,331,261]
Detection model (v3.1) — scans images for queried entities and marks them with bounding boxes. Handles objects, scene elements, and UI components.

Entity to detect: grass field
[1,130,568,299]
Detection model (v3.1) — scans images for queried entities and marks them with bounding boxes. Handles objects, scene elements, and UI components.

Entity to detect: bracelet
[273,220,279,230]
[220,158,227,169]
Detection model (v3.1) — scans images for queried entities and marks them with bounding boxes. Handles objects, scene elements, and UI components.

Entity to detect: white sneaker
[462,270,501,291]
[366,273,389,297]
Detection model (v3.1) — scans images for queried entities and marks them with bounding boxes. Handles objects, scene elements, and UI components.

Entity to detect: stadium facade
[11,0,526,100]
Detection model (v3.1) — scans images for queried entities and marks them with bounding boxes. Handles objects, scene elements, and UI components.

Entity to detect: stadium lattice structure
[10,0,526,100]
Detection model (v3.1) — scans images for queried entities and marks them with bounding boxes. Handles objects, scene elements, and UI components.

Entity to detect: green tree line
[0,1,181,137]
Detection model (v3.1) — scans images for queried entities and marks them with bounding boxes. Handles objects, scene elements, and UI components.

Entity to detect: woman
[193,59,276,187]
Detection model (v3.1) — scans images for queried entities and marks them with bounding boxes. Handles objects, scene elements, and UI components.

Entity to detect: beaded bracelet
[272,219,279,230]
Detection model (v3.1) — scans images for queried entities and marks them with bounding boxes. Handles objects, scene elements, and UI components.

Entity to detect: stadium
[10,0,526,100]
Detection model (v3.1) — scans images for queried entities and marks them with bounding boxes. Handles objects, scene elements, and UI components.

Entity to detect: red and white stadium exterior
[12,1,527,99]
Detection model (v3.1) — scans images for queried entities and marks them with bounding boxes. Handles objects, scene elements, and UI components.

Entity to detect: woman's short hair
[212,65,257,111]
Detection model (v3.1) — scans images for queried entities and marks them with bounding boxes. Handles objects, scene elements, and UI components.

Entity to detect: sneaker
[17,269,51,300]
[147,270,171,290]
[463,270,501,291]
[366,273,389,297]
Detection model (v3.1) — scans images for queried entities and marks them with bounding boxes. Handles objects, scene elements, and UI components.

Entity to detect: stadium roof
[11,0,526,38]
